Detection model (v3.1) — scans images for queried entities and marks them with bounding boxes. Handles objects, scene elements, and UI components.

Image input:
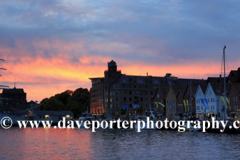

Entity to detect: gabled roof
[170,84,188,98]
[194,83,208,97]
[208,82,232,96]
[228,68,240,83]
[153,86,169,100]
[183,83,204,98]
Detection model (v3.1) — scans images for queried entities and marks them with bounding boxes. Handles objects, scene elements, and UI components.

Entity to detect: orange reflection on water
[0,128,94,159]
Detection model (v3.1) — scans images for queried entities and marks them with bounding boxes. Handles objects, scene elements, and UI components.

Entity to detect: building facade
[195,82,231,119]
[90,60,206,119]
[1,87,27,112]
[227,83,240,118]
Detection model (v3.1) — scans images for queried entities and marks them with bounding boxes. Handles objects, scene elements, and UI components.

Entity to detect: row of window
[196,98,215,104]
[110,103,153,109]
[233,96,239,102]
[234,105,239,110]
[122,91,153,95]
[196,106,215,110]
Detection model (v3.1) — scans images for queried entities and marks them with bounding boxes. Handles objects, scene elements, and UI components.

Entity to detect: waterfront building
[28,110,74,122]
[228,67,240,83]
[0,87,27,112]
[194,84,208,119]
[182,83,204,117]
[90,60,206,119]
[152,86,168,118]
[195,82,231,119]
[227,83,240,118]
[165,84,187,118]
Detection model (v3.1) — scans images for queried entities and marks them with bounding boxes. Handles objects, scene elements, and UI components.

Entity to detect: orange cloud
[1,38,239,102]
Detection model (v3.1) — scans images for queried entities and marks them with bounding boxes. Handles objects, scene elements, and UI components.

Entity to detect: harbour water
[1,128,240,159]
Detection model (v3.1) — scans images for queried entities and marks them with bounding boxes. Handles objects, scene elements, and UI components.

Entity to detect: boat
[134,110,157,130]
[205,46,239,133]
[76,112,95,128]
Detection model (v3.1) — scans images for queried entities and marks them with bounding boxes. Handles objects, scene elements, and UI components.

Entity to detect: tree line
[40,88,90,116]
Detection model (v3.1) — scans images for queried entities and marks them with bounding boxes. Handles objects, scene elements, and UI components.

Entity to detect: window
[209,91,211,95]
[124,97,126,101]
[129,91,132,95]
[123,91,126,95]
[199,92,201,96]
[129,97,132,101]
[201,106,203,110]
[197,99,200,103]
[234,97,236,102]
[157,94,159,98]
[236,96,239,102]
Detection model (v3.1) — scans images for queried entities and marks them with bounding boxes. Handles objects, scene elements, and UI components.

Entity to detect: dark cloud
[0,0,240,66]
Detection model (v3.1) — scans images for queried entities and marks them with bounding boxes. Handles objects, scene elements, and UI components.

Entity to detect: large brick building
[90,60,205,119]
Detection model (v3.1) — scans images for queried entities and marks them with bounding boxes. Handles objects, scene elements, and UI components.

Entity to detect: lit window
[66,115,70,118]
[45,115,49,119]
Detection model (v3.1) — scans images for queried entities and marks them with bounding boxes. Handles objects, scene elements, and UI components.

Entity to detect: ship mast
[0,58,9,89]
[0,58,9,114]
[223,45,227,120]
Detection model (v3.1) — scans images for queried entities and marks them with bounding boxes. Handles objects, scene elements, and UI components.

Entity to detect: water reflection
[0,128,240,159]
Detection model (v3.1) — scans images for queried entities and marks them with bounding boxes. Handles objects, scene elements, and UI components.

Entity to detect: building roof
[183,83,203,98]
[108,60,117,67]
[199,83,208,93]
[112,74,166,85]
[176,79,206,84]
[209,83,232,96]
[207,77,227,84]
[153,86,169,100]
[2,88,25,94]
[33,111,74,116]
[171,84,188,97]
[230,83,240,95]
[89,77,104,80]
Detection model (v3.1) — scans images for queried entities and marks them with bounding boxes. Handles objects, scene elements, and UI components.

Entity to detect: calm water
[0,127,240,160]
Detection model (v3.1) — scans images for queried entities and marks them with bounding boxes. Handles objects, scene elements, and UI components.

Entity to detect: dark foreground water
[0,128,240,160]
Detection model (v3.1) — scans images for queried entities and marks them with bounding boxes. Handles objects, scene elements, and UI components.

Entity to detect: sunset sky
[0,0,240,102]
